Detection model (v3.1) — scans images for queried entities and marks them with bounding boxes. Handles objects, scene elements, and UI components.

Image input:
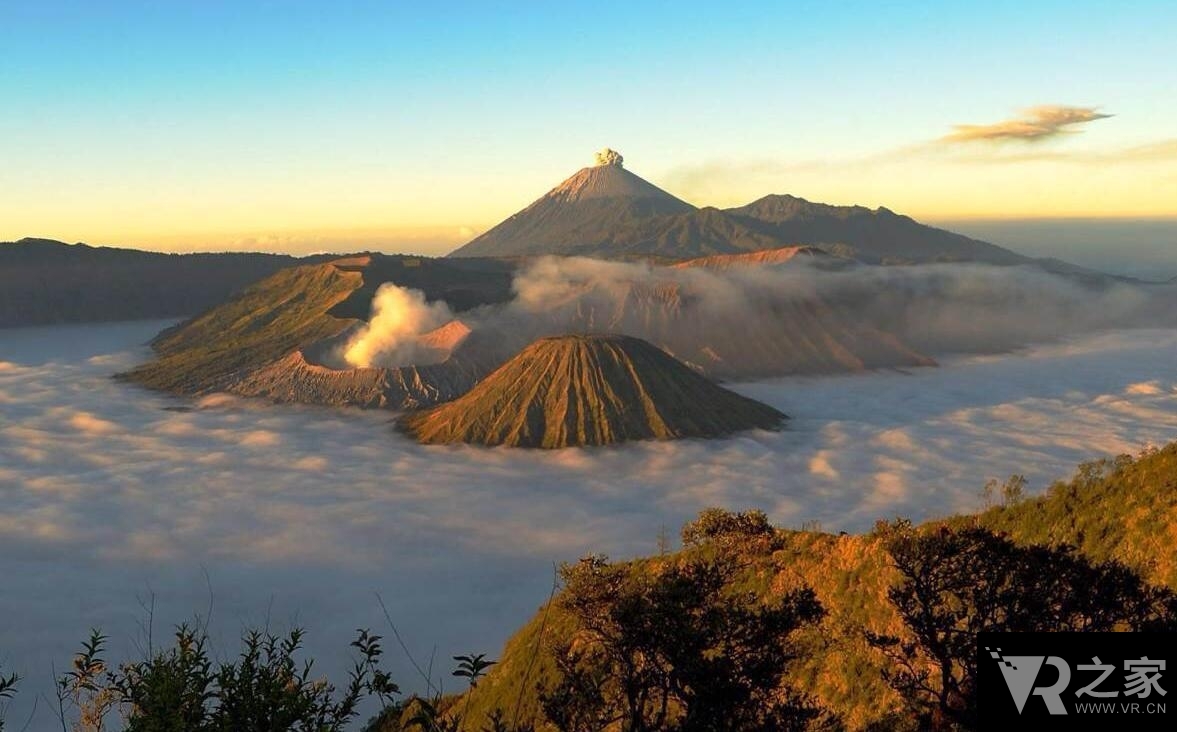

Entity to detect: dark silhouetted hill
[0,238,298,327]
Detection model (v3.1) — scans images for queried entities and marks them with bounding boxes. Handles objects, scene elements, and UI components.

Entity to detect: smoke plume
[343,284,454,368]
[594,148,624,167]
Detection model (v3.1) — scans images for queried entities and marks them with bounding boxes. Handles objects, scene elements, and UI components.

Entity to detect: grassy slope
[461,532,904,730]
[121,263,363,393]
[463,443,1177,730]
[969,444,1177,588]
[123,254,518,396]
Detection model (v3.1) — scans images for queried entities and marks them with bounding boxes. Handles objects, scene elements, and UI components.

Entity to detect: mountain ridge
[121,254,517,408]
[0,238,302,327]
[725,194,1031,265]
[447,152,1037,265]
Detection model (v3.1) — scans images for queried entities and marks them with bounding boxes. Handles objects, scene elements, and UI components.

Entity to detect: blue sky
[1,0,1175,253]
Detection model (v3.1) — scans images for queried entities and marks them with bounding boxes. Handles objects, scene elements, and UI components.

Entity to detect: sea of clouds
[2,320,1177,726]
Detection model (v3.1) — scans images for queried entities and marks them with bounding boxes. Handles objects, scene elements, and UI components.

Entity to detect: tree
[542,544,826,732]
[868,522,1177,730]
[1000,475,1026,506]
[980,480,997,510]
[680,509,778,551]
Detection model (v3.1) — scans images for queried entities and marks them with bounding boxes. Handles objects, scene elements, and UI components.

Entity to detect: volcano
[448,149,697,258]
[398,334,785,448]
[448,150,1035,264]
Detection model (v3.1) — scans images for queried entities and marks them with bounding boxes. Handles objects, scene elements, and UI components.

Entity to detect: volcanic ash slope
[398,334,786,449]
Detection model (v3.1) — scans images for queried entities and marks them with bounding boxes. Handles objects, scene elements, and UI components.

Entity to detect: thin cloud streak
[658,104,1177,204]
[659,137,1176,206]
[941,105,1112,143]
[950,137,1177,165]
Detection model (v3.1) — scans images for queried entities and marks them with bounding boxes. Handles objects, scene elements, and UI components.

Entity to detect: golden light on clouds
[942,105,1112,143]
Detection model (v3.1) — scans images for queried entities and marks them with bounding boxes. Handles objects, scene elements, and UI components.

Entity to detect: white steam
[343,284,453,368]
[469,256,1173,377]
[336,256,1174,380]
[594,148,624,167]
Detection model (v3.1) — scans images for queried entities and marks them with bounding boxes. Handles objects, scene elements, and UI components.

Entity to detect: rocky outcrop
[225,348,488,409]
[671,246,837,270]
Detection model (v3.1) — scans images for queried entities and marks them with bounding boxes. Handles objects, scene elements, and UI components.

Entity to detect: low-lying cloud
[2,321,1177,726]
[942,105,1112,143]
[460,257,1172,374]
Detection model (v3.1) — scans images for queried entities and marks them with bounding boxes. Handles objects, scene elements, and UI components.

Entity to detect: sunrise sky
[2,0,1175,254]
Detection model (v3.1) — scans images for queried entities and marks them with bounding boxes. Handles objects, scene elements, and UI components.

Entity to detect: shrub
[55,625,398,732]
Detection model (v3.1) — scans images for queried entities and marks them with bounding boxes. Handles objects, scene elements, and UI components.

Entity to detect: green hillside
[455,443,1177,730]
[121,262,363,393]
[970,445,1177,587]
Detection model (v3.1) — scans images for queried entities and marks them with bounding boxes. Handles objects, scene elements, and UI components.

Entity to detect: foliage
[0,665,18,732]
[867,521,1177,730]
[55,625,397,732]
[464,441,1177,731]
[361,654,532,732]
[980,474,1027,508]
[679,508,778,549]
[451,655,496,689]
[541,549,828,731]
[972,444,1177,587]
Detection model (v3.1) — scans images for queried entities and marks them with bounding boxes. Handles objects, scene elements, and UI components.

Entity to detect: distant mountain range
[4,153,1112,330]
[124,251,933,416]
[0,238,299,328]
[449,150,1031,265]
